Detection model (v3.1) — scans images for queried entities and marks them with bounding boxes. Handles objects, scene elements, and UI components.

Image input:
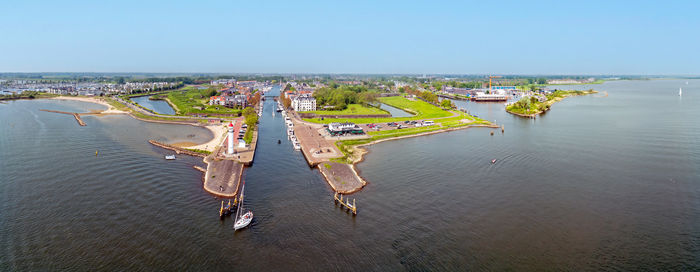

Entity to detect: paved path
[203,159,243,198]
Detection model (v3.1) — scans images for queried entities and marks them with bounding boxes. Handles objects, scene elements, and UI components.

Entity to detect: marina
[1,80,699,270]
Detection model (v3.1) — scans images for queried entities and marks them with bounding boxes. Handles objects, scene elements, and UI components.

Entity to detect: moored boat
[233,184,253,231]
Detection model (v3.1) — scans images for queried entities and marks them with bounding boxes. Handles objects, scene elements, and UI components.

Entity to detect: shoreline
[50,96,128,114]
[48,96,225,152]
[505,90,597,118]
[350,123,499,165]
[173,124,228,152]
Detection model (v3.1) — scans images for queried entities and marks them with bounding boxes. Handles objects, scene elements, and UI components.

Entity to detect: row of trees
[129,82,184,94]
[313,86,378,110]
[401,87,440,105]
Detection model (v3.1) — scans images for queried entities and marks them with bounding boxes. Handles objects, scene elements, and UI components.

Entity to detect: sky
[1,0,699,75]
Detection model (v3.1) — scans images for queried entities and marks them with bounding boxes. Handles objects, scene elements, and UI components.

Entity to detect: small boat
[278,139,281,144]
[233,184,253,231]
[491,159,497,164]
[165,155,176,160]
[679,88,682,96]
[234,211,253,230]
[293,142,301,150]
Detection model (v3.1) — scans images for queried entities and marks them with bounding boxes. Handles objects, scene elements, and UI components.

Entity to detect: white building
[292,94,316,112]
[227,122,235,155]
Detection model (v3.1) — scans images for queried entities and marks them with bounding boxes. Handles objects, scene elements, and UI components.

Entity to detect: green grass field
[167,86,241,115]
[304,96,452,124]
[300,104,388,116]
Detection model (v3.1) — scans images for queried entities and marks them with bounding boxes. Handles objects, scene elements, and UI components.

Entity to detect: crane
[488,75,502,91]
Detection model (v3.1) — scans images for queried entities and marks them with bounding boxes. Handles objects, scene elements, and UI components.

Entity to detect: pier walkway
[202,158,243,198]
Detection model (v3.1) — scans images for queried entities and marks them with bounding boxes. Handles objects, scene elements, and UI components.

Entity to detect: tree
[242,107,256,118]
[281,93,292,109]
[206,87,217,97]
[250,92,261,106]
[440,99,454,108]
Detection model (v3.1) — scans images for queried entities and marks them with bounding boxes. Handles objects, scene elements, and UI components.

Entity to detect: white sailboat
[233,184,253,231]
[679,88,682,96]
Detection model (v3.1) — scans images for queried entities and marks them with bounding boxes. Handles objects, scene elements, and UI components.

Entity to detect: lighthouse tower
[227,122,235,155]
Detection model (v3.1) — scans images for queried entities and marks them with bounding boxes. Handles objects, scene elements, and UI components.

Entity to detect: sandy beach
[174,124,229,152]
[51,96,127,114]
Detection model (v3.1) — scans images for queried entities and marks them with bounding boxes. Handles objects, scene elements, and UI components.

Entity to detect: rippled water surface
[1,81,699,270]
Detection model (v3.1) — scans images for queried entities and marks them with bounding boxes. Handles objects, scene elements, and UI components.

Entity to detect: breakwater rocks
[40,109,86,126]
[148,140,206,157]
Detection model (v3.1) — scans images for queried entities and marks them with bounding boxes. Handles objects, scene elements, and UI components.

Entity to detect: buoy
[490,131,494,136]
[95,150,98,156]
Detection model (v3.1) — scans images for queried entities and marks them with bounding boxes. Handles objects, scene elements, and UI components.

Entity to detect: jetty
[148,140,206,157]
[40,109,86,126]
[202,158,243,198]
[318,162,367,194]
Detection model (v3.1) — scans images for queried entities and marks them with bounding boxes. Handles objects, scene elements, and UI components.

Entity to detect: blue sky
[1,0,698,74]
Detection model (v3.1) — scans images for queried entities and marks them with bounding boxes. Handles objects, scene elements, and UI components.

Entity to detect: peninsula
[505,89,598,118]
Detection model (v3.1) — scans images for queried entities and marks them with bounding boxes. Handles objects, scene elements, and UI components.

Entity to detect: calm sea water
[131,95,176,115]
[1,81,698,270]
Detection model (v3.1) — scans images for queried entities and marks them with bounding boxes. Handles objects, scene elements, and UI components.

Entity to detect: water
[380,103,413,117]
[1,81,699,270]
[130,95,176,115]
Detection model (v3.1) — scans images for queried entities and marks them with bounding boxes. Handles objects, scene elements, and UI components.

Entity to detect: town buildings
[291,94,317,111]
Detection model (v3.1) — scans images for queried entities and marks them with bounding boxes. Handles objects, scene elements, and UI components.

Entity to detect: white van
[424,120,434,126]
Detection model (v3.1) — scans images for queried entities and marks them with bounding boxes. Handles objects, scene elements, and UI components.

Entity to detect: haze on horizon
[1,0,699,75]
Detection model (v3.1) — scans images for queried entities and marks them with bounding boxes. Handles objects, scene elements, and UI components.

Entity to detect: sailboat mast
[235,184,245,220]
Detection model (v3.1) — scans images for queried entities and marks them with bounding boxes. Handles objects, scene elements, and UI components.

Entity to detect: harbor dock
[318,162,367,194]
[202,158,243,198]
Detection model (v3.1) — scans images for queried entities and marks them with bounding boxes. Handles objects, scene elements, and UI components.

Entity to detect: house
[292,94,316,112]
[209,96,226,105]
[226,95,248,108]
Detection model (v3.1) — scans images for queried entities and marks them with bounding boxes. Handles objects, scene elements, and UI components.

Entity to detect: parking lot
[356,120,432,133]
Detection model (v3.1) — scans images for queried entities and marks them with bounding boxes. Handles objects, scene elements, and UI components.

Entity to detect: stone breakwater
[148,140,206,157]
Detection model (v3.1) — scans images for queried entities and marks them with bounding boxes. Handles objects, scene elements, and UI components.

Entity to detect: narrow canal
[379,102,413,117]
[130,95,176,115]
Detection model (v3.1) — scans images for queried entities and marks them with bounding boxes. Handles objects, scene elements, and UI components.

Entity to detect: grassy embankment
[105,97,210,124]
[506,89,598,116]
[300,104,389,116]
[166,86,241,116]
[328,98,489,163]
[304,96,451,124]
